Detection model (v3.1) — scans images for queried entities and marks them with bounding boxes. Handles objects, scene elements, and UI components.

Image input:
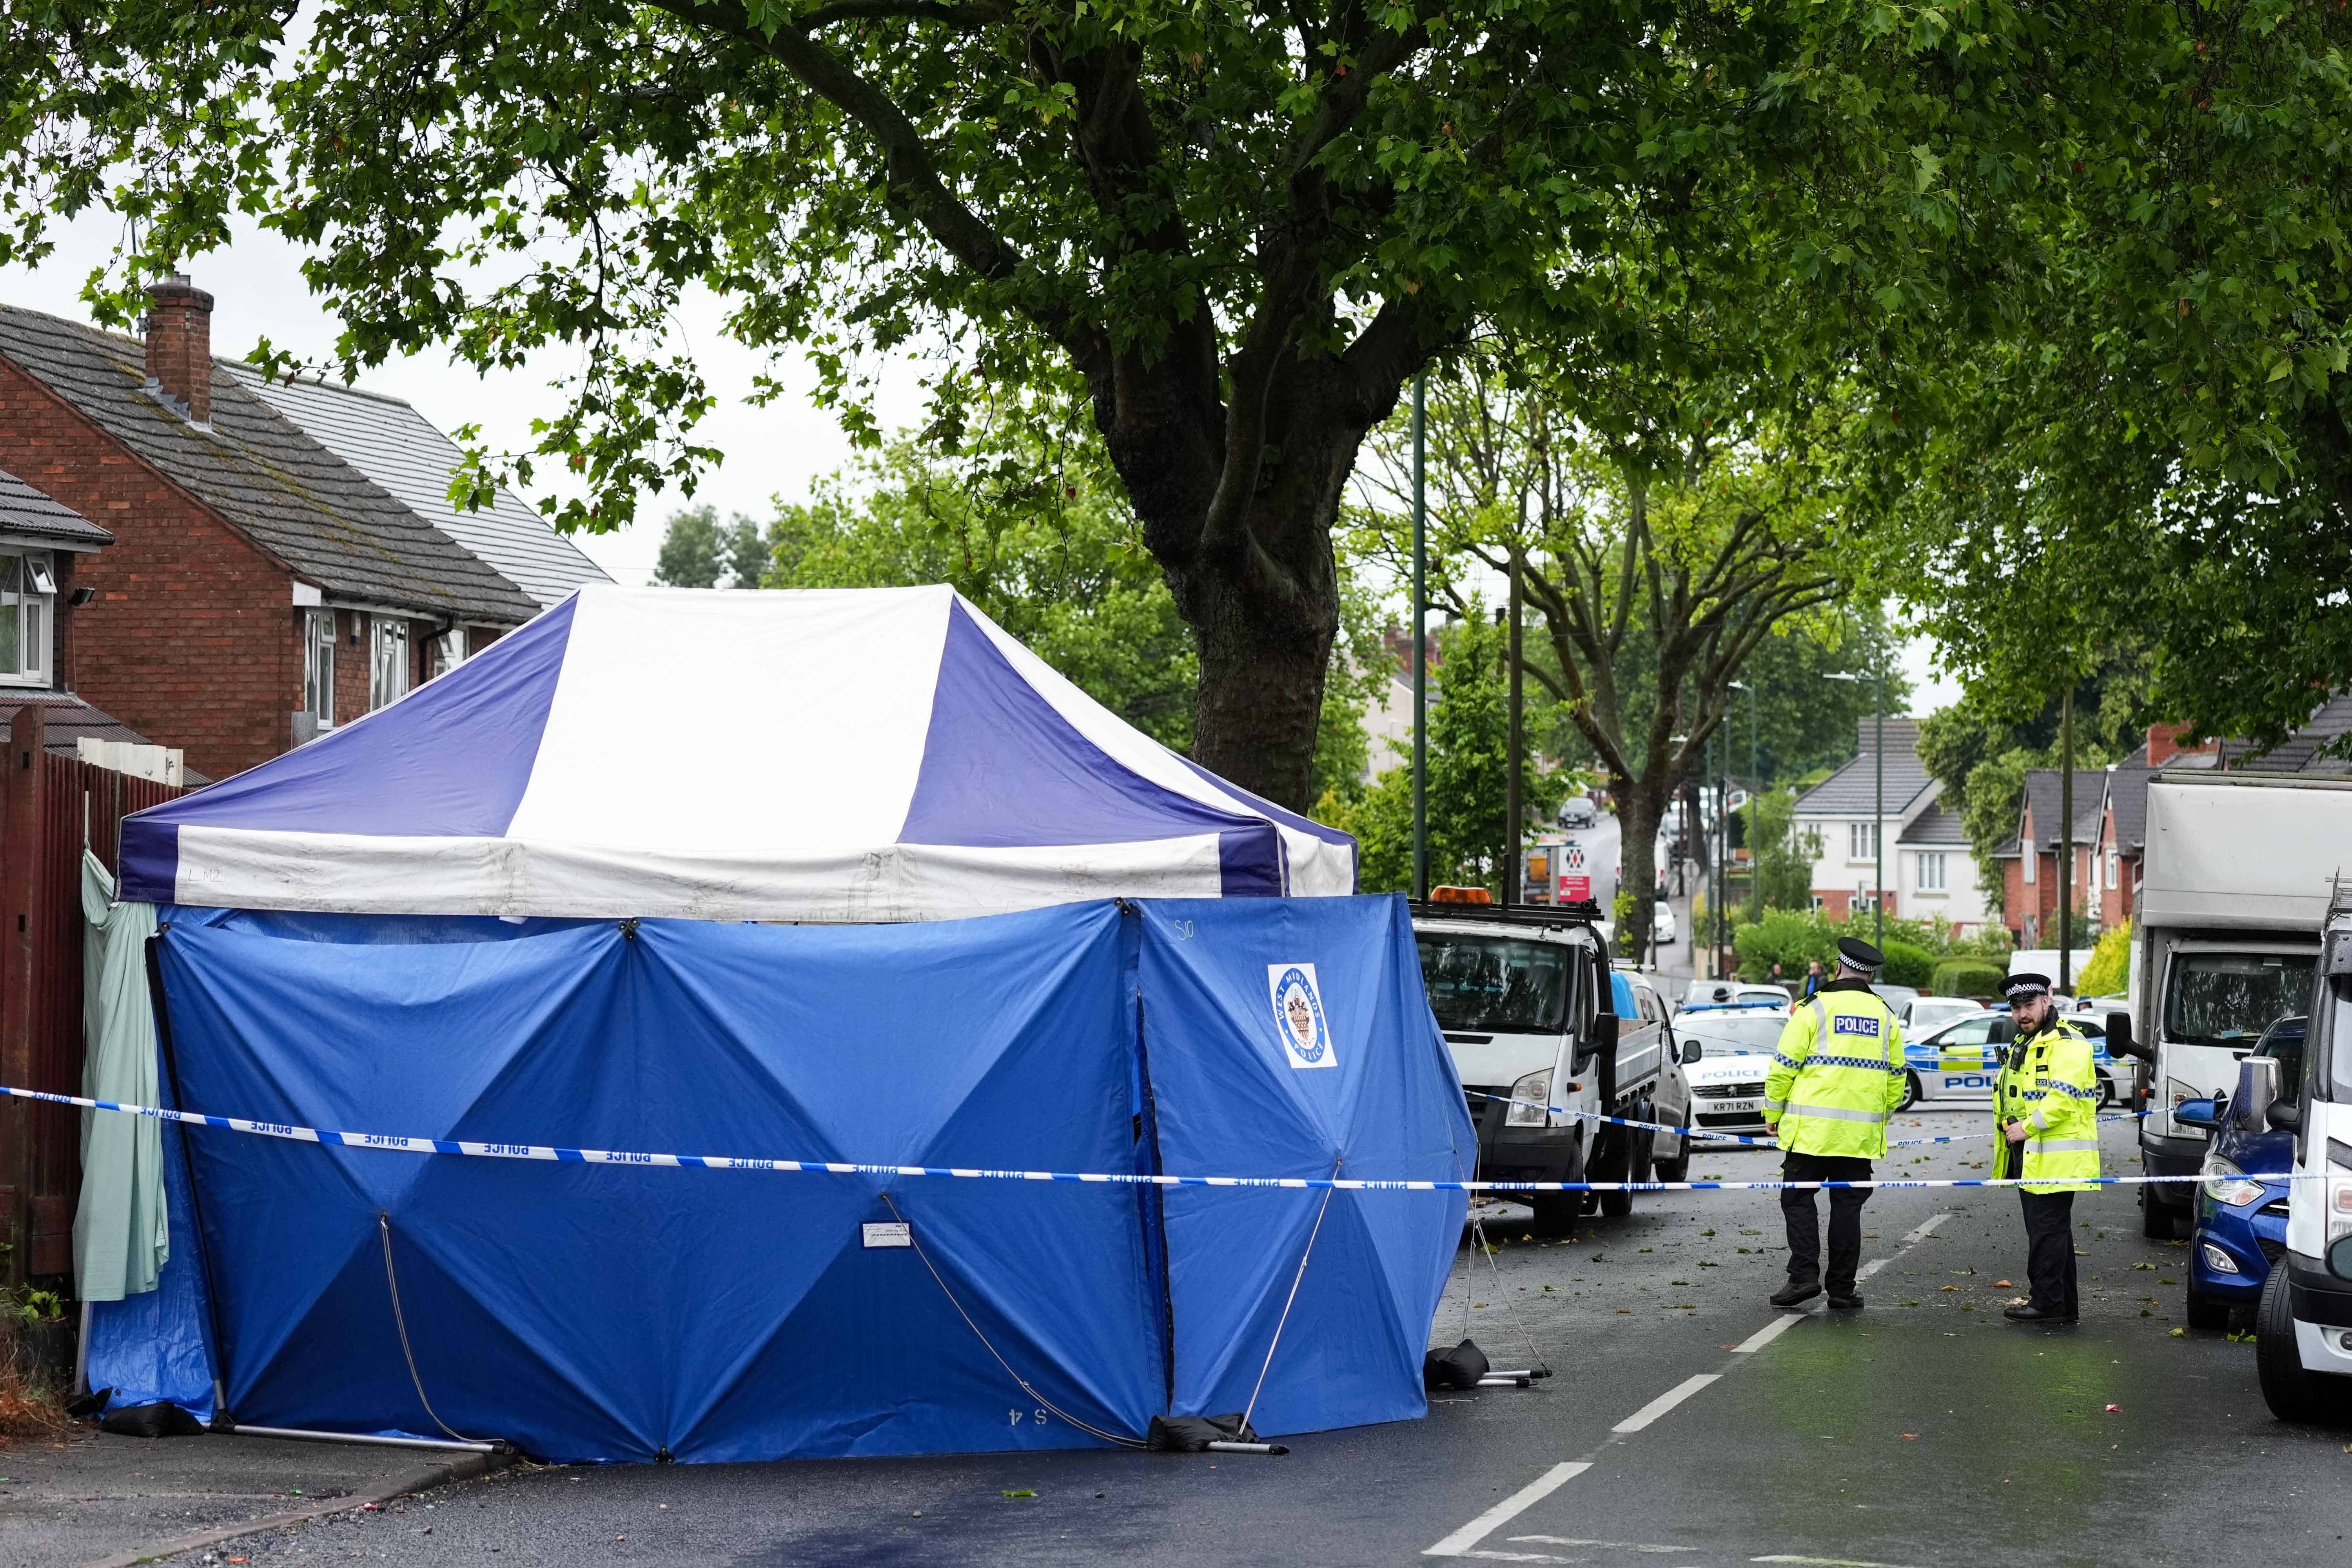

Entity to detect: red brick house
[0,277,606,782]
[1993,724,2221,944]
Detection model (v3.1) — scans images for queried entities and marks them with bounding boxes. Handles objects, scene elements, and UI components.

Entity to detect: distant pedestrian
[1761,938,1907,1311]
[1994,973,2102,1324]
[1770,961,1785,986]
[1801,960,1824,999]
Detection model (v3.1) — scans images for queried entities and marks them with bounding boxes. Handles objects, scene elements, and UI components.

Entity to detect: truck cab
[1409,897,1677,1234]
[2251,902,2352,1423]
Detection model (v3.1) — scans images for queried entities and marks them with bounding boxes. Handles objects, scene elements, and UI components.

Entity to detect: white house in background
[1793,717,1991,933]
[1359,671,1414,784]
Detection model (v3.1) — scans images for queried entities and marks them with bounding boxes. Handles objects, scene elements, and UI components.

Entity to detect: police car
[1672,1003,1792,1140]
[1899,1009,2120,1109]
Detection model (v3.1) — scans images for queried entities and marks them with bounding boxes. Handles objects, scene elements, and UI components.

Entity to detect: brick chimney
[143,274,215,424]
[2145,721,2216,767]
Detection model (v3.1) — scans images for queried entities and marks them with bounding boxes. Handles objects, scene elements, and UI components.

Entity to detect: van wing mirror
[2105,1011,2147,1062]
[2235,1057,2282,1131]
[1573,1009,1618,1071]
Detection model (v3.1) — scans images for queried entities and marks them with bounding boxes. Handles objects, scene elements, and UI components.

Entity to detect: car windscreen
[1417,934,1578,1034]
[1677,1015,1788,1055]
[2163,952,2315,1048]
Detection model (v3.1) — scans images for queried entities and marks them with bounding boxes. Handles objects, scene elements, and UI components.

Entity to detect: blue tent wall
[88,896,1465,1462]
[1135,898,1472,1437]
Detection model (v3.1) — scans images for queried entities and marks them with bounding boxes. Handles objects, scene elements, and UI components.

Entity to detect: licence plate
[1716,1098,1759,1113]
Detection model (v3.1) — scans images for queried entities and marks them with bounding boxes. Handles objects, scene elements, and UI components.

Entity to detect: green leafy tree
[653,504,770,588]
[1741,787,1822,917]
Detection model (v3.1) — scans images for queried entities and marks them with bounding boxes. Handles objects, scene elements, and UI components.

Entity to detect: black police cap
[2001,972,2052,1001]
[1835,936,1886,973]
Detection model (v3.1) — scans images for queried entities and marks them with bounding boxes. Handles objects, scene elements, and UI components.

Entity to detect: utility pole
[1731,680,1759,920]
[1503,558,1523,905]
[2059,684,2074,993]
[1411,372,1427,900]
[1874,662,1885,951]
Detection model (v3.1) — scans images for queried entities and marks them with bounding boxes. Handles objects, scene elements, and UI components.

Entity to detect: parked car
[1902,996,1981,1036]
[1871,982,1922,1017]
[1677,981,1790,1015]
[1898,1009,2118,1109]
[1560,796,1598,829]
[1672,1008,1793,1142]
[1652,899,1678,946]
[2177,1014,2303,1331]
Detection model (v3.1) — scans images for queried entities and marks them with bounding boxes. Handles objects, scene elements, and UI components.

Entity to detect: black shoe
[2003,1303,2076,1323]
[1770,1277,1822,1308]
[1827,1293,1864,1310]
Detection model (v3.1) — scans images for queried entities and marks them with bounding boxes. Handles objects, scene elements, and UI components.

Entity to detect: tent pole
[227,1425,498,1455]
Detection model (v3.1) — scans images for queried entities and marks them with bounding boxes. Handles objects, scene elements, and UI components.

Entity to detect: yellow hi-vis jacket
[1993,1017,2102,1194]
[1762,983,1907,1159]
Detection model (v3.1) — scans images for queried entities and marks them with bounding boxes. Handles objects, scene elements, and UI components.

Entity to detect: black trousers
[2019,1190,2078,1318]
[1781,1152,1872,1293]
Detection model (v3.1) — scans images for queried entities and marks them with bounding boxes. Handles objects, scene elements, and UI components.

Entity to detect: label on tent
[861,1222,912,1249]
[1267,963,1337,1070]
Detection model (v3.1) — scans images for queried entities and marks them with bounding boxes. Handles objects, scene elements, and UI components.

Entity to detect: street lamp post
[1411,372,1427,900]
[1730,679,1758,919]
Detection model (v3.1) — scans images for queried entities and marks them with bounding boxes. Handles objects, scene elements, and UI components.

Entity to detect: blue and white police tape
[1463,1090,2147,1151]
[4,1084,2279,1194]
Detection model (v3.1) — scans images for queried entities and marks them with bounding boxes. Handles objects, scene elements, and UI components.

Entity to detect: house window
[0,550,56,685]
[369,616,411,710]
[428,628,466,681]
[1917,851,1947,891]
[2105,849,2118,890]
[1848,821,1876,860]
[301,610,336,730]
[2022,838,2036,884]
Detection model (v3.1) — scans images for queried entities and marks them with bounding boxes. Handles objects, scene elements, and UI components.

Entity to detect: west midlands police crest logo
[1267,963,1336,1070]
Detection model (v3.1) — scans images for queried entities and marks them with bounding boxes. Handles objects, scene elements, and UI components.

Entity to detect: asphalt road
[161,1111,2352,1568]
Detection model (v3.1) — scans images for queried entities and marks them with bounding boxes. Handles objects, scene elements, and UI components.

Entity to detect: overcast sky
[1,211,1960,712]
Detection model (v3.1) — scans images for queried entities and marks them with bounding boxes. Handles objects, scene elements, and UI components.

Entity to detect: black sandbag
[1147,1412,1258,1452]
[1423,1338,1490,1390]
[65,1387,113,1419]
[99,1401,207,1438]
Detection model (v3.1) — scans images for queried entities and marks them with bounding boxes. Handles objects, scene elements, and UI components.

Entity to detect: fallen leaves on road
[1940,1285,1962,1292]
[1901,1433,1916,1439]
[2169,1327,2187,1337]
[1994,1280,2013,1288]
[2105,1404,2121,1413]
[1003,1489,1036,1499]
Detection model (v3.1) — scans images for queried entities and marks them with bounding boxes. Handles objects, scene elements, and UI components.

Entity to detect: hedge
[1880,940,1936,989]
[1932,960,2007,1000]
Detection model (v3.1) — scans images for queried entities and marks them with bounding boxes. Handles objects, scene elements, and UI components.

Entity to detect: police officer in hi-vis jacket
[1761,937,1907,1310]
[1994,972,2102,1323]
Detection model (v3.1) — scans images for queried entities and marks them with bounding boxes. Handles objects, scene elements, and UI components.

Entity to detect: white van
[1412,900,1684,1233]
[2250,896,2352,1421]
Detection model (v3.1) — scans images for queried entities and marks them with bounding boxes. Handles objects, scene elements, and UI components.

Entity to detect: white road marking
[1423,1463,1592,1557]
[1859,1212,1949,1279]
[1509,1539,1706,1553]
[1731,1313,1805,1353]
[1611,1374,1721,1433]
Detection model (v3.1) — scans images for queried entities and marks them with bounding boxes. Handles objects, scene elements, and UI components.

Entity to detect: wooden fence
[0,705,188,1287]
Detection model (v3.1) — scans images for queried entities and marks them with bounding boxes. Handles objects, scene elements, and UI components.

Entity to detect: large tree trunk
[1183,570,1335,809]
[1613,772,1667,963]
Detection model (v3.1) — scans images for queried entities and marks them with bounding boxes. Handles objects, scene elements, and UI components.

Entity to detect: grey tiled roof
[2020,768,2105,845]
[0,466,111,548]
[0,690,212,784]
[226,366,610,609]
[1794,717,1933,817]
[2107,759,2156,851]
[0,306,538,625]
[1896,800,1969,846]
[2231,694,2352,776]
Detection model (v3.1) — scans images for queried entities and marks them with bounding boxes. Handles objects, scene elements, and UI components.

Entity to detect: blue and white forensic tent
[118,585,1355,920]
[87,586,1473,1464]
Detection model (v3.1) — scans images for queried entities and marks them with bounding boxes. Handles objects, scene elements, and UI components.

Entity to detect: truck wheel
[2184,1277,2231,1332]
[1590,1125,1635,1217]
[1896,1073,1922,1112]
[2256,1265,2329,1425]
[2141,1186,2176,1240]
[1655,1133,1691,1183]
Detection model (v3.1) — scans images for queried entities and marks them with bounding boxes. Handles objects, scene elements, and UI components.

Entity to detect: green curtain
[73,851,165,1301]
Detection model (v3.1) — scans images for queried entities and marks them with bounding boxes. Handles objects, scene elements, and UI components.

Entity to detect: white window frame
[428,627,467,681]
[0,548,56,687]
[1917,851,1947,892]
[1847,820,1876,861]
[2022,838,2036,884]
[369,615,411,710]
[2105,849,2118,890]
[301,609,336,730]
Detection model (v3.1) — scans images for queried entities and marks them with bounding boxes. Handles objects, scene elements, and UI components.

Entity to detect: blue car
[2178,1014,2303,1332]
